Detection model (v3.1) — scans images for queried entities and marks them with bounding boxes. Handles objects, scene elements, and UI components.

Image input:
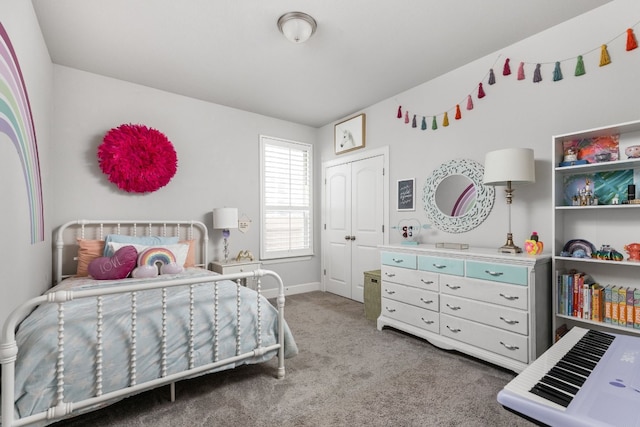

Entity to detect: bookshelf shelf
[552,120,640,340]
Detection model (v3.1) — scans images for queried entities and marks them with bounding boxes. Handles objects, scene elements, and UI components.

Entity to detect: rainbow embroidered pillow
[87,245,138,280]
[132,247,184,278]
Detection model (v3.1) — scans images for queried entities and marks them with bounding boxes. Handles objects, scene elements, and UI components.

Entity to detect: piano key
[530,383,573,407]
[539,374,580,396]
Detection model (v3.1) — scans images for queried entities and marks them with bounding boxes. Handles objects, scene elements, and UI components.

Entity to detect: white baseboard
[261,281,321,299]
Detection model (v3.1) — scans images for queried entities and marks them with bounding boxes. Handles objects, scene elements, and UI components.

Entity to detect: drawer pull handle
[500,316,519,325]
[485,270,504,277]
[385,273,396,278]
[433,263,446,269]
[384,289,396,295]
[420,279,434,285]
[499,293,519,301]
[445,284,461,290]
[421,318,435,325]
[392,258,404,264]
[446,325,461,333]
[446,303,461,311]
[385,306,396,313]
[500,341,520,351]
[420,298,434,304]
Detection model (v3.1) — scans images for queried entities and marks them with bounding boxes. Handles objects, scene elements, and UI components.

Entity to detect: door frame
[321,146,389,292]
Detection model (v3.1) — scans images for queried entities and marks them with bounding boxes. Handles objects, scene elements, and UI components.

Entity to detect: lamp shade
[213,207,238,230]
[277,12,317,43]
[483,148,536,186]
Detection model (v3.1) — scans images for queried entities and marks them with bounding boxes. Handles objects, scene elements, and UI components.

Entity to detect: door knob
[350,235,356,241]
[344,235,351,240]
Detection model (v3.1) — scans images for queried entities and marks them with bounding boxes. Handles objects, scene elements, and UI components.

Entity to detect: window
[260,135,313,260]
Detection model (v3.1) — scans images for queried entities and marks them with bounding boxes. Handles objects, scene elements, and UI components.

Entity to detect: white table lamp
[213,207,238,262]
[483,148,535,253]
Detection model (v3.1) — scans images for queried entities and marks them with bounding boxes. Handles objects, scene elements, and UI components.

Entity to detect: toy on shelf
[624,243,640,261]
[595,244,624,261]
[524,231,544,255]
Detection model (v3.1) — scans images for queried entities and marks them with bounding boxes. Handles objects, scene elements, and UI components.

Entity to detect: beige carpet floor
[54,291,535,427]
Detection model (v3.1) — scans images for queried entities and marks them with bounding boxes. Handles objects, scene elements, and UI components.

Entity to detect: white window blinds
[260,136,313,259]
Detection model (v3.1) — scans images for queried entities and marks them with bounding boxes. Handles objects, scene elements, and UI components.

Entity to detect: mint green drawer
[418,256,464,276]
[466,261,528,286]
[381,252,416,269]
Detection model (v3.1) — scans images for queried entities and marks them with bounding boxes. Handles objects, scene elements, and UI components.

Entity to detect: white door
[324,155,384,302]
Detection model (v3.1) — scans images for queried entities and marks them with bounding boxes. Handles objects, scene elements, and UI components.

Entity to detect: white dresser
[378,245,551,373]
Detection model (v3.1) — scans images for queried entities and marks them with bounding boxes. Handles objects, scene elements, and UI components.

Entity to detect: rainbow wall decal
[0,22,44,243]
[451,183,477,217]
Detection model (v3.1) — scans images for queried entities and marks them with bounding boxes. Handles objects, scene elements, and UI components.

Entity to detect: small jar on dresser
[378,244,551,373]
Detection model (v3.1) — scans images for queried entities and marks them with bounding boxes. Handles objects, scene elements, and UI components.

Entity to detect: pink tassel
[397,105,402,118]
[477,83,485,99]
[404,111,409,124]
[503,58,511,76]
[517,62,525,80]
[466,95,474,110]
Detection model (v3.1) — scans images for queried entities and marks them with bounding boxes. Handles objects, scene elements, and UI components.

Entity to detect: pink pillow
[88,245,138,280]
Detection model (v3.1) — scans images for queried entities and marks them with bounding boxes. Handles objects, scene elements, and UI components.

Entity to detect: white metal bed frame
[1,220,287,427]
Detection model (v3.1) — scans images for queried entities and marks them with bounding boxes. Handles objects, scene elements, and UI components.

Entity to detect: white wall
[319,0,640,252]
[49,66,321,291]
[0,1,53,321]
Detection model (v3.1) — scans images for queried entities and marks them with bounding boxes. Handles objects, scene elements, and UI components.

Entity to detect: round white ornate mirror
[422,158,495,233]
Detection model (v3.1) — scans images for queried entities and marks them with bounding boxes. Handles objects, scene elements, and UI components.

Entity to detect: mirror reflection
[434,175,476,217]
[423,158,495,233]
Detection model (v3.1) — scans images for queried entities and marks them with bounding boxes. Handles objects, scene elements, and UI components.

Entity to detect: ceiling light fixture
[277,12,317,43]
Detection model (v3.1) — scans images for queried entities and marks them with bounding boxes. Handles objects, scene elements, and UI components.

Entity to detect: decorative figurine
[564,147,578,162]
[595,244,624,261]
[612,194,620,205]
[524,231,544,255]
[625,145,640,159]
[624,243,640,261]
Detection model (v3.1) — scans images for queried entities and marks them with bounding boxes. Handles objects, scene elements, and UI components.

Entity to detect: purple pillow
[88,245,138,280]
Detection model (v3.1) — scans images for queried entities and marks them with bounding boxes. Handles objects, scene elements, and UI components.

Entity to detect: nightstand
[209,260,262,288]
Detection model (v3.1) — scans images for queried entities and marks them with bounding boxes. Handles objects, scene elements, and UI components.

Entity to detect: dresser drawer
[381,298,439,334]
[381,266,439,291]
[381,282,439,312]
[440,314,528,363]
[466,260,528,286]
[440,276,528,310]
[418,255,464,276]
[440,294,528,335]
[381,252,417,269]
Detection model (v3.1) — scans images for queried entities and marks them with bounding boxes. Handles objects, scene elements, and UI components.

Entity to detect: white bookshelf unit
[552,119,640,340]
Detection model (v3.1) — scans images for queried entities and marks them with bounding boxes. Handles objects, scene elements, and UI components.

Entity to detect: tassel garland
[533,64,542,83]
[575,55,586,76]
[395,23,638,132]
[627,28,638,51]
[553,62,563,81]
[517,62,525,80]
[599,44,611,66]
[477,83,486,98]
[503,58,511,76]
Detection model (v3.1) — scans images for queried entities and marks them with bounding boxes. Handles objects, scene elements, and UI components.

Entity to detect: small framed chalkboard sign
[397,178,415,211]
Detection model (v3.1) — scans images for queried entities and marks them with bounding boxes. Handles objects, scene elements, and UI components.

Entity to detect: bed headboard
[54,220,209,285]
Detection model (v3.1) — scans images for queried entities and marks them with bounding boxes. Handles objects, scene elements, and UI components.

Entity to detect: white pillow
[107,242,190,267]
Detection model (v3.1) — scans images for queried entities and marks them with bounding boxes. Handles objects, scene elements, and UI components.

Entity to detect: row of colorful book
[557,271,640,329]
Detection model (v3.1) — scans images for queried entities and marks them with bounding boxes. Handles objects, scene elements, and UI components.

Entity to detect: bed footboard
[1,269,289,427]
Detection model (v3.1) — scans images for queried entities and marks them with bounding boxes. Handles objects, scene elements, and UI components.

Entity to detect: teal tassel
[421,116,427,130]
[553,62,563,81]
[431,116,438,130]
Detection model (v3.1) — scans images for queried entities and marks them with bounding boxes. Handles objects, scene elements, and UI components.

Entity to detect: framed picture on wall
[397,178,415,211]
[334,114,366,154]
